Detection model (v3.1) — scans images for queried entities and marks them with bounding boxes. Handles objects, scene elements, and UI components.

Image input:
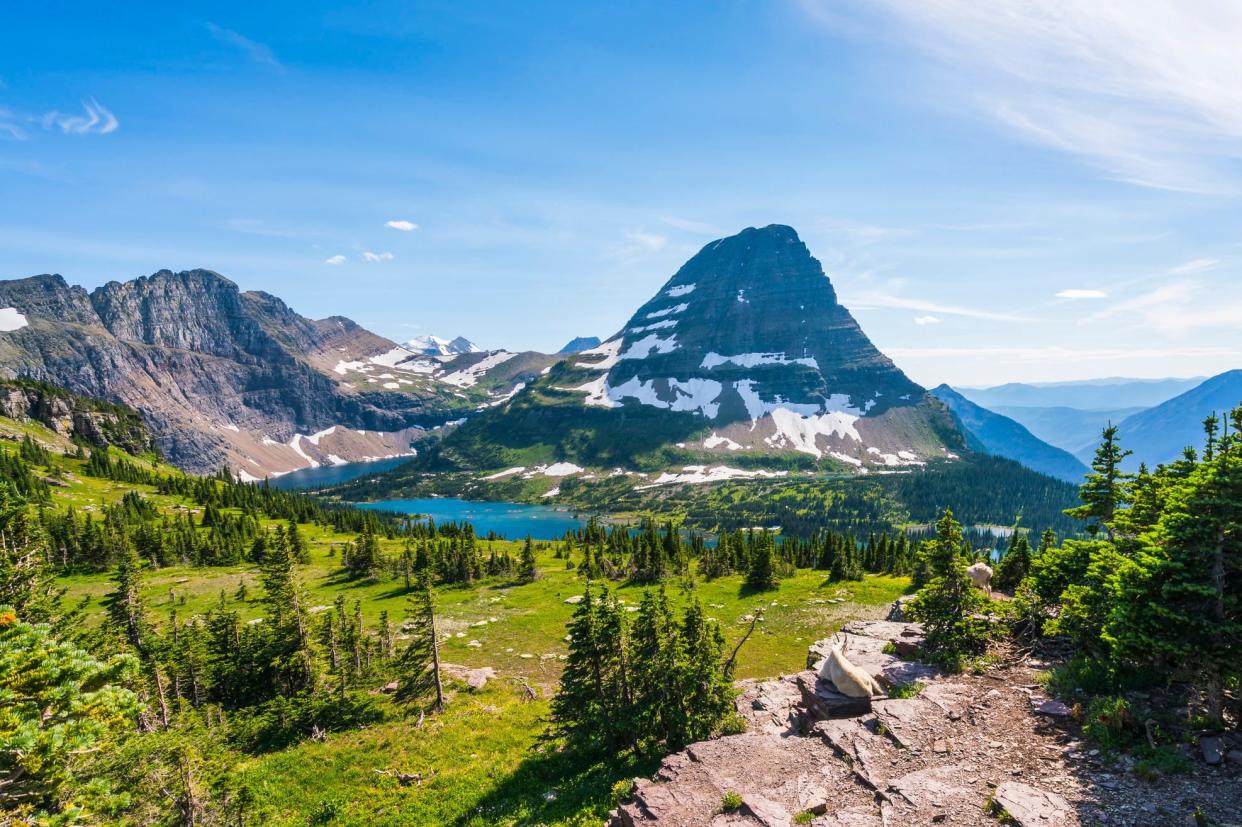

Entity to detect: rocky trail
[610,610,1242,827]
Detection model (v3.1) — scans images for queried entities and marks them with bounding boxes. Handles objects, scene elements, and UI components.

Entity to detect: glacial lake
[356,498,593,540]
[266,456,414,490]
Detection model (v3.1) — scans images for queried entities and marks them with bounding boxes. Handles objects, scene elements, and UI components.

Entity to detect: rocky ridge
[610,611,1242,827]
[0,270,551,475]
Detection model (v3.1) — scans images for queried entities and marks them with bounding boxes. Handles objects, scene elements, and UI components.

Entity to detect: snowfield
[636,465,787,489]
[700,351,819,370]
[0,307,29,332]
[439,351,518,387]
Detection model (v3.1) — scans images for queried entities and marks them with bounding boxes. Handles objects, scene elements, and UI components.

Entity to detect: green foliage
[551,582,736,756]
[0,609,140,814]
[395,571,443,711]
[908,510,990,670]
[1065,424,1132,537]
[993,532,1031,592]
[720,791,744,813]
[1132,744,1193,781]
[518,535,538,583]
[887,680,925,699]
[1081,696,1136,755]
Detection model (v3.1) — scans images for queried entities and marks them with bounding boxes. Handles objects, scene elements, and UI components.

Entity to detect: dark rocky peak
[0,274,99,325]
[89,268,272,359]
[559,336,602,354]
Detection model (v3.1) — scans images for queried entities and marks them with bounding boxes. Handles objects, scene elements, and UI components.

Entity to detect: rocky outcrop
[610,613,1085,827]
[0,379,154,455]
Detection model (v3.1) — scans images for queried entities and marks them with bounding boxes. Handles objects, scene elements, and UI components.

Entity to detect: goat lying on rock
[821,643,882,698]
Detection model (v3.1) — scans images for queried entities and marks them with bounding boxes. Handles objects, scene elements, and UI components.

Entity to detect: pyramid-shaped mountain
[426,225,966,472]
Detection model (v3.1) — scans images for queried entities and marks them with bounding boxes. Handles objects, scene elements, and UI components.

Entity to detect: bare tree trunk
[152,666,171,729]
[178,749,201,827]
[430,609,444,711]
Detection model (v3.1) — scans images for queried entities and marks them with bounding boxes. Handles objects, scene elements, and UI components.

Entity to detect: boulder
[993,782,1072,826]
[1200,736,1223,766]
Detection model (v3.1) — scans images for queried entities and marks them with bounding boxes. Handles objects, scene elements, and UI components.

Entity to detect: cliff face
[0,379,156,456]
[0,269,458,475]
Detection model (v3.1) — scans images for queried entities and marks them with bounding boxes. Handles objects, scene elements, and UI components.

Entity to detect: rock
[886,595,916,621]
[1226,749,1242,765]
[381,680,399,693]
[1031,698,1072,717]
[993,782,1072,826]
[796,672,872,720]
[741,793,790,827]
[1200,736,1224,765]
[564,595,584,604]
[933,739,950,754]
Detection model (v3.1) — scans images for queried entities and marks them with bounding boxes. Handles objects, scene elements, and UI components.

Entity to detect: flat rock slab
[736,675,803,736]
[994,782,1073,826]
[888,764,978,813]
[611,733,871,825]
[797,671,874,720]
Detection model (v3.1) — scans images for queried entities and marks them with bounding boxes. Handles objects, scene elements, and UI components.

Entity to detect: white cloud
[361,251,394,262]
[1083,280,1242,335]
[1056,289,1107,299]
[1167,257,1219,275]
[324,254,346,265]
[913,315,940,325]
[42,99,118,135]
[0,110,27,140]
[845,291,1033,323]
[624,230,667,252]
[385,219,418,232]
[206,22,283,71]
[808,0,1242,192]
[659,216,722,235]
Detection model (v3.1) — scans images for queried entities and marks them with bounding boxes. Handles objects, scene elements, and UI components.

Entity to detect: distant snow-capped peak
[405,334,480,356]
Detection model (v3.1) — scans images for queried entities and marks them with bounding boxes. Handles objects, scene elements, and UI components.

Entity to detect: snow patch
[618,333,678,360]
[542,462,583,477]
[481,467,526,480]
[382,382,400,389]
[0,308,29,332]
[666,284,695,297]
[703,433,743,451]
[542,487,560,498]
[629,319,678,334]
[439,351,518,387]
[575,375,621,408]
[607,376,722,418]
[645,302,689,319]
[636,465,787,489]
[575,338,622,370]
[701,352,818,370]
[765,408,862,457]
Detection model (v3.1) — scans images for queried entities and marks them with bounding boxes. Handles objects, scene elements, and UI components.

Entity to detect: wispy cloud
[1085,280,1242,335]
[913,315,940,325]
[0,109,27,141]
[807,0,1242,192]
[816,217,910,246]
[324,254,346,265]
[385,219,418,232]
[1056,289,1107,299]
[206,22,283,71]
[41,98,118,135]
[846,291,1033,322]
[1167,257,1219,275]
[659,216,722,235]
[361,251,394,262]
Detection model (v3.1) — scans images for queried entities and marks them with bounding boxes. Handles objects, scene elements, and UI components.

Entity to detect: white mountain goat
[967,562,993,597]
[820,642,883,698]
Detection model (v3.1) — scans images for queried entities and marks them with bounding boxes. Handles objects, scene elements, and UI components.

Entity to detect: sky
[3,0,1242,387]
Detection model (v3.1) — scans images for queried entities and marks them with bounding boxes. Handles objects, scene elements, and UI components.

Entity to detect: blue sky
[3,1,1242,386]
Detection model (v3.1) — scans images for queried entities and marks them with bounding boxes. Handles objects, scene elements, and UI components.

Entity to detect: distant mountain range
[404,334,480,357]
[959,377,1203,411]
[930,385,1088,483]
[0,270,553,476]
[558,336,602,354]
[1114,370,1242,470]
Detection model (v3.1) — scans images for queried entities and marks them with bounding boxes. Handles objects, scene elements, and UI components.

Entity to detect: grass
[6,417,913,824]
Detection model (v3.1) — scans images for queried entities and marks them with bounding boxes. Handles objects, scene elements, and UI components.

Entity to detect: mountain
[0,377,156,457]
[990,405,1145,461]
[557,336,602,354]
[958,377,1201,411]
[930,385,1088,483]
[0,270,547,476]
[1116,370,1242,470]
[405,334,480,357]
[414,225,966,476]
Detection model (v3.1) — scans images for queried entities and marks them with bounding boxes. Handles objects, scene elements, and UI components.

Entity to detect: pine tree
[395,571,443,711]
[909,509,989,669]
[0,483,66,625]
[1067,425,1133,538]
[517,535,538,583]
[993,533,1031,592]
[550,583,608,747]
[106,539,151,653]
[744,534,777,591]
[673,597,733,748]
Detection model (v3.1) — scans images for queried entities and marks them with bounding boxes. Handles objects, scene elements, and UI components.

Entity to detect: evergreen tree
[0,483,66,625]
[106,539,151,653]
[909,509,989,669]
[1067,425,1132,537]
[0,609,140,813]
[517,535,538,583]
[744,534,777,591]
[993,533,1031,592]
[394,571,443,711]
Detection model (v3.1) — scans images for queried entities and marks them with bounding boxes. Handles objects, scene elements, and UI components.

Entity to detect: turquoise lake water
[356,498,592,540]
[266,457,413,490]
